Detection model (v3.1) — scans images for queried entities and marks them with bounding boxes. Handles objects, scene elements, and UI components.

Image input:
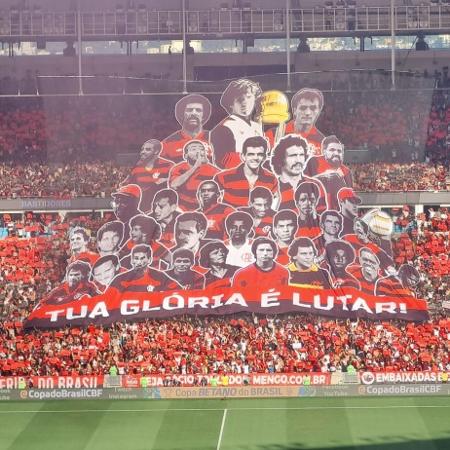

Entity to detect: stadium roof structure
[0,0,449,43]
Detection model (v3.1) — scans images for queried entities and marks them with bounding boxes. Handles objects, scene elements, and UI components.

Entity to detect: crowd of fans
[391,207,450,313]
[1,313,450,377]
[0,162,128,198]
[0,160,448,199]
[351,162,449,192]
[0,87,441,166]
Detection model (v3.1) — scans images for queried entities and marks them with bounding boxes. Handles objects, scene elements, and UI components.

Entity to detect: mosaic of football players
[91,254,122,293]
[324,240,360,290]
[120,215,170,271]
[110,244,180,292]
[149,188,180,247]
[272,209,298,266]
[338,188,362,236]
[348,247,381,296]
[294,181,321,239]
[111,184,142,243]
[68,227,98,266]
[313,210,343,259]
[43,261,97,306]
[124,139,173,211]
[266,88,325,155]
[96,221,124,257]
[173,212,210,260]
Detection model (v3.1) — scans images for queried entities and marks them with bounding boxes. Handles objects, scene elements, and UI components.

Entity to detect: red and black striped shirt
[119,240,170,271]
[198,202,236,240]
[214,164,278,209]
[162,130,210,164]
[347,266,377,296]
[110,267,180,293]
[296,217,321,240]
[165,269,205,290]
[127,158,173,190]
[278,176,328,213]
[265,122,325,156]
[375,275,412,298]
[239,207,276,237]
[304,156,353,210]
[169,162,219,211]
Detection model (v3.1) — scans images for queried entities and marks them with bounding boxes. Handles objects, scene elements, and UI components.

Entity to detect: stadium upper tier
[1,2,450,40]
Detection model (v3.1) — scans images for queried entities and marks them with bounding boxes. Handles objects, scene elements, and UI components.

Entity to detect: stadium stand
[0,2,450,385]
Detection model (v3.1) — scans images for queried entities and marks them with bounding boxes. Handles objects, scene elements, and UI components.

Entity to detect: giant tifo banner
[24,80,428,329]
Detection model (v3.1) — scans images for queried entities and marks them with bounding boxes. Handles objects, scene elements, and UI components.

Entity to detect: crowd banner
[23,81,428,330]
[3,372,450,390]
[0,376,103,390]
[359,371,450,385]
[119,372,331,388]
[1,384,450,401]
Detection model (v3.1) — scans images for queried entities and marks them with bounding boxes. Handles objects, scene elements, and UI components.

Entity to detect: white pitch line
[216,409,228,450]
[2,405,450,414]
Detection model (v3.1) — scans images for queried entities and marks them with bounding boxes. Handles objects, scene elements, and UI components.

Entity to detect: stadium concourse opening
[2,13,450,446]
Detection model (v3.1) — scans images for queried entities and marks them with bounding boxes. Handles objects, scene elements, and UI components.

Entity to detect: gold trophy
[260,90,291,145]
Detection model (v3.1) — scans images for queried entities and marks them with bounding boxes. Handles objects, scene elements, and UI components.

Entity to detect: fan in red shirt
[169,140,219,211]
[232,237,289,290]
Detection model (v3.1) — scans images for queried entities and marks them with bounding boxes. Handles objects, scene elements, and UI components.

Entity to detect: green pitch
[1,396,450,449]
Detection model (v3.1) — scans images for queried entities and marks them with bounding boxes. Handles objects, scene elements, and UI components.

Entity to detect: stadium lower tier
[0,208,449,377]
[1,314,450,376]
